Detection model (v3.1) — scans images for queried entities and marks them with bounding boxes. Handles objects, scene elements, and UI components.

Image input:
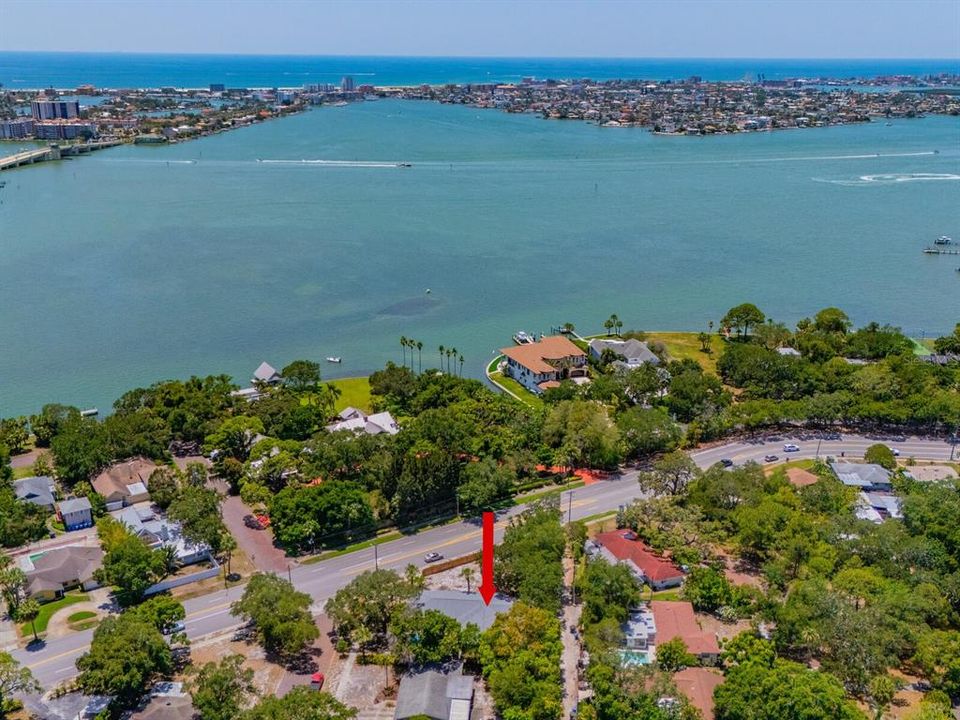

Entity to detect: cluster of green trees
[0,445,47,548]
[71,581,353,718]
[494,503,566,613]
[613,455,960,715]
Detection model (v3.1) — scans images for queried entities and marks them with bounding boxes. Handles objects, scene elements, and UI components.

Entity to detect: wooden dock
[923,247,960,255]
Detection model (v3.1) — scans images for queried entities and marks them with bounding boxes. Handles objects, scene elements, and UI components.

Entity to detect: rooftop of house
[650,600,720,656]
[786,467,820,488]
[58,496,92,514]
[829,462,892,488]
[594,529,685,583]
[500,335,586,374]
[129,682,195,720]
[415,590,513,632]
[113,505,206,561]
[252,361,281,383]
[326,408,400,436]
[24,545,103,594]
[92,458,157,498]
[394,663,474,720]
[673,667,725,720]
[589,337,661,365]
[14,476,55,507]
[623,607,656,640]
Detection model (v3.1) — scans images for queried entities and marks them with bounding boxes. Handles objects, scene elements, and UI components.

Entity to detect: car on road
[783,443,800,453]
[424,552,443,563]
[892,448,900,456]
[310,672,325,690]
[720,458,734,467]
[764,454,779,462]
[163,621,186,635]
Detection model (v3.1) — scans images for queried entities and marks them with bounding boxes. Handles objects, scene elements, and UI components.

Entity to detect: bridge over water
[0,139,122,171]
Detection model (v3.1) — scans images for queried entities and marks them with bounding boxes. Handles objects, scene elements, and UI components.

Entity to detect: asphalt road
[14,433,957,689]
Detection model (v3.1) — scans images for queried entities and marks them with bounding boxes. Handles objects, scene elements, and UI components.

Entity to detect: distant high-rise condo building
[31,100,80,121]
[0,119,35,139]
[340,76,355,92]
[209,83,225,92]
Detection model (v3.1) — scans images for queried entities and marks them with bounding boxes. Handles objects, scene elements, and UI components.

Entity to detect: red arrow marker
[478,511,496,605]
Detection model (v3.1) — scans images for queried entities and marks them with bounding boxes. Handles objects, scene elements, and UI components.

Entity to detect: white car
[783,443,800,453]
[892,448,900,456]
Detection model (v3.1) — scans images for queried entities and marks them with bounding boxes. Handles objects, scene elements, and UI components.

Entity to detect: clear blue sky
[3,0,958,58]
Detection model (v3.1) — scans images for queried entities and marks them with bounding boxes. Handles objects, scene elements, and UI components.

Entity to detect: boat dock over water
[924,247,960,255]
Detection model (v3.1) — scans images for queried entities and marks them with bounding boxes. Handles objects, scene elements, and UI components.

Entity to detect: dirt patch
[187,635,288,700]
[695,612,752,643]
[907,464,957,482]
[330,652,396,717]
[425,561,482,592]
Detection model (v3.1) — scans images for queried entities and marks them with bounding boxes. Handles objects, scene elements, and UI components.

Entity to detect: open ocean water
[1,53,959,88]
[0,56,959,415]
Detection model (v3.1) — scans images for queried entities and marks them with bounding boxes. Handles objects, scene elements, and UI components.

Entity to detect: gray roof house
[58,496,94,531]
[588,338,661,368]
[395,663,474,720]
[23,545,103,599]
[829,462,893,491]
[252,361,282,384]
[414,590,512,632]
[14,476,56,511]
[326,407,400,436]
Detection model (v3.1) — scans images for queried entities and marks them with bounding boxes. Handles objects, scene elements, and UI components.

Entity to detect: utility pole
[567,491,573,525]
[374,543,379,570]
[816,439,822,460]
[287,564,292,584]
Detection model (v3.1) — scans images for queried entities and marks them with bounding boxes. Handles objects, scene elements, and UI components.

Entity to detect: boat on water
[326,357,342,363]
[934,235,953,245]
[396,162,412,168]
[513,331,534,345]
[80,408,98,417]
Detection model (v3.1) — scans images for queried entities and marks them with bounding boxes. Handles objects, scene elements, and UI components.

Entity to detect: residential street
[12,433,957,690]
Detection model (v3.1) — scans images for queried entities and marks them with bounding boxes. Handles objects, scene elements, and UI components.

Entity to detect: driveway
[220,495,289,574]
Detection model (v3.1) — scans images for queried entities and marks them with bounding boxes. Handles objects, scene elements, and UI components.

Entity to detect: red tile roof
[651,601,720,656]
[500,335,585,374]
[595,529,684,583]
[673,668,724,719]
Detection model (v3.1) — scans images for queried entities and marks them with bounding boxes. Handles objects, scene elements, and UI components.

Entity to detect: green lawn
[488,370,544,409]
[12,466,35,480]
[329,377,373,413]
[645,331,724,374]
[22,591,88,636]
[66,610,96,623]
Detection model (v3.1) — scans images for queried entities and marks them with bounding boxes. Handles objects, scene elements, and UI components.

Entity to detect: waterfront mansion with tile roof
[500,335,587,394]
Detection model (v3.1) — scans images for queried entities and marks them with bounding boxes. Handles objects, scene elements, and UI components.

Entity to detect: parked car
[783,443,801,453]
[163,621,186,635]
[310,672,325,690]
[424,552,443,563]
[720,458,734,467]
[764,454,779,462]
[891,448,901,456]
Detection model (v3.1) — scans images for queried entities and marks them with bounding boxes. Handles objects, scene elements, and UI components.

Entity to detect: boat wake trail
[813,172,960,186]
[258,159,403,168]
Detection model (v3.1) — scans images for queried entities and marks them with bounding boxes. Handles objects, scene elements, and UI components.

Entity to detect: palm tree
[353,624,373,659]
[460,566,476,593]
[614,315,623,336]
[459,354,464,377]
[400,336,408,368]
[18,598,41,643]
[603,316,614,336]
[220,531,237,577]
[438,345,445,372]
[416,341,423,374]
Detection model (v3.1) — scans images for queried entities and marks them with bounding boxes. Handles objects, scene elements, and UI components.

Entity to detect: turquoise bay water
[1,101,959,415]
